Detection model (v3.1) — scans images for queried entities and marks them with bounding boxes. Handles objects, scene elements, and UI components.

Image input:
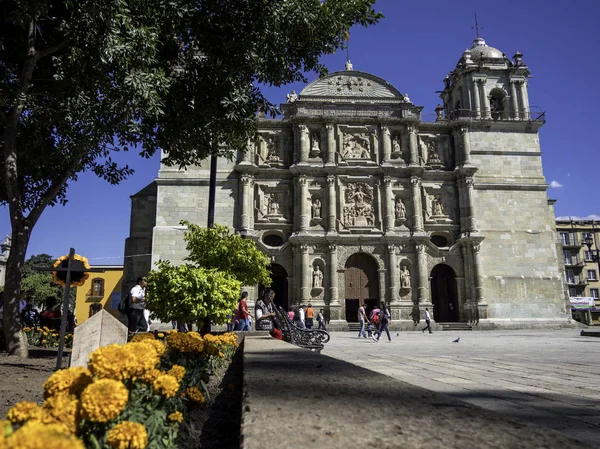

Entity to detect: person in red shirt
[236,291,250,331]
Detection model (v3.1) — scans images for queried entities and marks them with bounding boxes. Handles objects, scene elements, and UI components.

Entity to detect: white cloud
[556,214,600,221]
[549,180,563,188]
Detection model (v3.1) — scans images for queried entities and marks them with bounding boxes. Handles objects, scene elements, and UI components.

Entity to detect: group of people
[357,303,392,342]
[288,304,326,330]
[0,295,76,333]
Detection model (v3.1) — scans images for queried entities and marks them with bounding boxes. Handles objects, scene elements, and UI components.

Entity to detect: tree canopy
[1,0,382,355]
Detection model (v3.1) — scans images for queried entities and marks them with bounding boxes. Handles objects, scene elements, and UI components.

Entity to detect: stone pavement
[321,329,600,448]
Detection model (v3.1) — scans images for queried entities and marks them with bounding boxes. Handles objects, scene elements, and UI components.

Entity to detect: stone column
[326,124,335,165]
[378,269,386,305]
[240,175,252,230]
[387,245,398,303]
[410,176,424,233]
[465,177,477,232]
[416,243,429,305]
[299,124,309,162]
[472,79,481,118]
[519,81,530,119]
[300,244,310,302]
[241,139,253,164]
[459,126,471,166]
[298,175,309,231]
[381,126,391,163]
[509,81,519,119]
[407,125,419,166]
[327,175,336,232]
[328,244,339,305]
[383,177,394,232]
[472,243,484,304]
[479,81,491,119]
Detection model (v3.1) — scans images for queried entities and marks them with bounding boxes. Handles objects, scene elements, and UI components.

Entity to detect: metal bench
[275,306,330,353]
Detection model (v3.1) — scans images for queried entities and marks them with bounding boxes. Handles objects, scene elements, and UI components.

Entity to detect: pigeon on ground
[452,337,460,343]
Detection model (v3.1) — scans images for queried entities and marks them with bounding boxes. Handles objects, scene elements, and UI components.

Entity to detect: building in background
[0,235,11,288]
[74,265,123,325]
[125,37,571,329]
[556,219,600,325]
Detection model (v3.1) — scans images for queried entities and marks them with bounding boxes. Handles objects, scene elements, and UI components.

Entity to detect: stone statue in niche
[421,136,442,166]
[431,195,446,217]
[266,193,281,216]
[395,198,406,220]
[341,133,371,159]
[343,182,374,227]
[391,136,402,159]
[312,266,324,289]
[309,133,321,158]
[312,198,322,218]
[400,266,411,289]
[265,136,280,162]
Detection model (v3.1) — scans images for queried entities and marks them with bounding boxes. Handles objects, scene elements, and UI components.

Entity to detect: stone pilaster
[407,125,419,166]
[416,243,429,305]
[327,175,336,232]
[387,245,398,303]
[459,126,471,166]
[410,176,424,233]
[472,79,481,118]
[383,176,394,232]
[472,242,484,305]
[479,80,491,119]
[326,124,335,165]
[510,81,519,119]
[518,81,529,119]
[298,124,309,162]
[381,126,391,162]
[465,177,477,232]
[300,244,310,302]
[378,269,386,306]
[298,175,308,231]
[240,175,253,230]
[328,244,339,305]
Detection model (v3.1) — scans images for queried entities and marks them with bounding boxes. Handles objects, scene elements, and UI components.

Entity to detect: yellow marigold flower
[142,338,166,357]
[130,332,155,342]
[106,421,147,449]
[43,394,80,435]
[7,402,44,425]
[184,387,205,404]
[41,339,47,344]
[80,379,129,423]
[42,326,50,332]
[167,365,186,383]
[88,345,129,380]
[140,368,162,384]
[122,342,160,379]
[187,332,202,340]
[5,421,84,449]
[23,327,31,332]
[43,367,92,398]
[166,333,203,353]
[157,332,165,338]
[152,375,179,399]
[167,411,183,423]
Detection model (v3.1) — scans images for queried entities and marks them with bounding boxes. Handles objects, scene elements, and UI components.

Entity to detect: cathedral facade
[124,38,570,328]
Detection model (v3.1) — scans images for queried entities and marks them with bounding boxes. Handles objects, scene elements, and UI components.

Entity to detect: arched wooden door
[259,264,288,311]
[430,264,458,322]
[344,253,379,322]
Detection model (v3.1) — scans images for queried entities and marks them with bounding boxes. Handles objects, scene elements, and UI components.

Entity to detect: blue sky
[2,0,599,264]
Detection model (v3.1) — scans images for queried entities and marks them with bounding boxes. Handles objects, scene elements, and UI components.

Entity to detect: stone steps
[439,322,473,331]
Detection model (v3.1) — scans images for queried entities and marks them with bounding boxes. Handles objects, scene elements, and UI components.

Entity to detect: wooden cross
[36,248,105,369]
[472,13,483,38]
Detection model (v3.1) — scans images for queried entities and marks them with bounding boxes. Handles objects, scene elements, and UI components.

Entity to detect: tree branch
[37,41,66,60]
[26,170,74,229]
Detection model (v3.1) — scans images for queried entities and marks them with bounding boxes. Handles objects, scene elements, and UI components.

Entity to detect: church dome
[469,37,504,60]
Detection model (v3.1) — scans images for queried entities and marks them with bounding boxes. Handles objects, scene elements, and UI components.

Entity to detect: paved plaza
[321,329,600,448]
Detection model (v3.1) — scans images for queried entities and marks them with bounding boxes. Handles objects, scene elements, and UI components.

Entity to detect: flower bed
[1,331,239,449]
[23,327,73,349]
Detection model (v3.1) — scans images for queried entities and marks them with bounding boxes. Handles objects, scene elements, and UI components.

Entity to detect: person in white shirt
[128,276,148,332]
[357,304,369,338]
[422,307,433,334]
[298,305,306,328]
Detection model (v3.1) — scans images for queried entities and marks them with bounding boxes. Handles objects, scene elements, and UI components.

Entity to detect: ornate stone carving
[256,134,282,165]
[419,136,442,167]
[342,182,375,227]
[473,243,482,254]
[400,266,411,289]
[410,176,421,186]
[286,90,297,103]
[395,198,407,221]
[341,132,371,160]
[406,124,417,135]
[266,193,281,216]
[312,266,324,289]
[330,75,373,96]
[391,135,404,161]
[327,176,336,187]
[311,198,322,219]
[241,175,253,186]
[328,244,337,252]
[309,133,321,158]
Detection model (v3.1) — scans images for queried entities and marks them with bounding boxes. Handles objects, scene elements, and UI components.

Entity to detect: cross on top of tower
[472,13,483,38]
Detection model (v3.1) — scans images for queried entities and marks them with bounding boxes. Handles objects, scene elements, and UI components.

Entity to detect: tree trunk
[3,223,30,357]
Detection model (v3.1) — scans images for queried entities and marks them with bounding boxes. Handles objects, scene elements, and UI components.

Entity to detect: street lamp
[583,235,600,277]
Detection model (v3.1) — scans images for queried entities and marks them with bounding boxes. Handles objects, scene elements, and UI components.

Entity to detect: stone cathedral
[124,37,571,329]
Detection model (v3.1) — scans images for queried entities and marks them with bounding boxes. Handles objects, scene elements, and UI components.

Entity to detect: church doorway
[344,253,379,322]
[430,264,458,322]
[262,264,288,311]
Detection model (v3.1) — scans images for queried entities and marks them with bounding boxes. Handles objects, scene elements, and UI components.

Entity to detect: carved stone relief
[342,182,375,227]
[255,185,291,223]
[418,134,450,169]
[256,133,285,167]
[394,197,407,226]
[423,187,456,223]
[309,133,321,159]
[341,132,371,160]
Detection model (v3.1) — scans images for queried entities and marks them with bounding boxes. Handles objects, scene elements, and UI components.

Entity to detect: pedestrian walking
[127,276,148,333]
[376,304,391,342]
[358,303,369,338]
[317,309,327,330]
[422,308,433,334]
[235,291,251,331]
[305,303,314,329]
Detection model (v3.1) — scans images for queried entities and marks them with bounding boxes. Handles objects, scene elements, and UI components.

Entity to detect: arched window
[489,88,509,120]
[91,278,105,297]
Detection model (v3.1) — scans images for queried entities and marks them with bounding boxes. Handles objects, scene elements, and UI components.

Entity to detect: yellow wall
[74,266,123,325]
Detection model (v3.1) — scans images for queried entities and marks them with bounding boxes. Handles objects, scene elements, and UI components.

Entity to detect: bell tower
[440,37,532,120]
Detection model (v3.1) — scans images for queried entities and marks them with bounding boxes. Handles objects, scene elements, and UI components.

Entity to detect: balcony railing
[564,256,586,268]
[445,107,545,122]
[561,237,583,247]
[566,276,587,286]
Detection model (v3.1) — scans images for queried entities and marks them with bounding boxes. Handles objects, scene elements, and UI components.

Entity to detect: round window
[431,235,448,248]
[263,234,284,247]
